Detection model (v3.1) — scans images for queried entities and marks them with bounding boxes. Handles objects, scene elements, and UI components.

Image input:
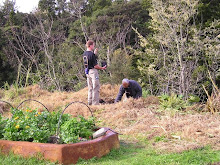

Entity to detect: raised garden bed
[0,128,120,164]
[0,100,120,164]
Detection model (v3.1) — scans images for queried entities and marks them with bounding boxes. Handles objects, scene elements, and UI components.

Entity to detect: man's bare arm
[94,65,107,70]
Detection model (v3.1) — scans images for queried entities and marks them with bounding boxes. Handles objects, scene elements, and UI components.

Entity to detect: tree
[197,0,220,27]
[202,20,220,88]
[0,0,23,87]
[0,27,16,87]
[106,48,137,84]
[135,0,220,99]
[38,0,56,16]
[68,0,88,42]
[86,0,150,74]
[86,0,112,16]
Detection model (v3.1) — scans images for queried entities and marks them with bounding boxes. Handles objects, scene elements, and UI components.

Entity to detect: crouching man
[115,79,142,102]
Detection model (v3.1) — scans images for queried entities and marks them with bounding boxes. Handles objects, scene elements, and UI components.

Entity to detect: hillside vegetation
[0,0,219,100]
[0,0,219,164]
[0,84,219,153]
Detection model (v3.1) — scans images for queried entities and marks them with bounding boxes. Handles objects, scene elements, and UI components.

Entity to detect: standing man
[115,79,142,102]
[83,40,106,105]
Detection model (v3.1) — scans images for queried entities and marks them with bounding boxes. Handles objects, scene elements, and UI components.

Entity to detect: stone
[93,128,109,139]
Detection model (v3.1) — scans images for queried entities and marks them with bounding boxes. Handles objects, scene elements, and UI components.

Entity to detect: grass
[78,142,220,165]
[0,139,219,165]
[0,152,57,165]
[0,84,219,164]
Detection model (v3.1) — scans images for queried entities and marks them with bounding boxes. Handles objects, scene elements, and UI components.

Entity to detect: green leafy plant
[60,116,96,144]
[1,109,95,144]
[187,94,200,105]
[142,88,151,98]
[154,135,167,142]
[46,110,71,135]
[3,109,51,142]
[158,93,188,111]
[0,115,7,138]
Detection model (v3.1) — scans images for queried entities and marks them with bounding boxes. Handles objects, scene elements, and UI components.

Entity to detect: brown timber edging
[0,129,120,164]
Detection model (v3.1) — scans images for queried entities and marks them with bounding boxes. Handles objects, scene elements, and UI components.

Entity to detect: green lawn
[77,142,220,165]
[0,152,57,165]
[0,142,219,165]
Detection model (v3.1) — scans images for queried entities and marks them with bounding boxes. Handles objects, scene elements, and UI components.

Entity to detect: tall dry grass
[95,97,220,152]
[203,72,220,113]
[0,84,120,116]
[0,84,219,152]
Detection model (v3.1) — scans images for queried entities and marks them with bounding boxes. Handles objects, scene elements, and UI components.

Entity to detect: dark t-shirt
[83,51,98,69]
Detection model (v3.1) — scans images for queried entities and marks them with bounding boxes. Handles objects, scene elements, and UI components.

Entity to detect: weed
[2,82,25,100]
[142,88,151,98]
[154,135,167,142]
[187,94,200,105]
[159,93,188,111]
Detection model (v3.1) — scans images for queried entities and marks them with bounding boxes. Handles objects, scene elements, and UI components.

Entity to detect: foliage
[0,25,16,87]
[158,94,188,111]
[1,108,96,143]
[102,49,138,84]
[47,110,71,134]
[0,0,219,101]
[0,115,7,139]
[37,43,85,91]
[187,94,200,105]
[134,0,220,100]
[38,0,56,15]
[142,88,151,98]
[60,116,96,144]
[85,0,112,16]
[3,109,52,142]
[197,0,220,27]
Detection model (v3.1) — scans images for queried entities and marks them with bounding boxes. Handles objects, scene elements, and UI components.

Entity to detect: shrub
[158,93,188,111]
[187,94,200,105]
[142,88,151,98]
